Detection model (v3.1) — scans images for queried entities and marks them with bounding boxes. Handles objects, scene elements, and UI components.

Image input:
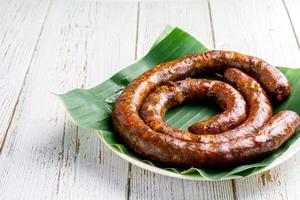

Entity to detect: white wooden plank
[211,0,300,66]
[0,1,137,199]
[0,0,51,147]
[56,2,137,199]
[210,0,300,199]
[136,0,214,59]
[129,1,235,200]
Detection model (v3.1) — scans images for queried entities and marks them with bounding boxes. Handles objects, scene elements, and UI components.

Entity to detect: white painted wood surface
[0,0,51,149]
[0,0,299,199]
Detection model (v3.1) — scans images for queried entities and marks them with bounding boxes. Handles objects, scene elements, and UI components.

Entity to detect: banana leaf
[58,26,300,180]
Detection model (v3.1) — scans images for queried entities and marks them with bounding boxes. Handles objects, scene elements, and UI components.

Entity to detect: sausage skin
[112,50,297,168]
[189,67,274,135]
[140,79,247,135]
[139,68,272,142]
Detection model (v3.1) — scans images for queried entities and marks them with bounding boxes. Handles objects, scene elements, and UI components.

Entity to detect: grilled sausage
[112,50,297,168]
[139,68,272,142]
[231,111,300,161]
[140,79,247,135]
[190,67,274,134]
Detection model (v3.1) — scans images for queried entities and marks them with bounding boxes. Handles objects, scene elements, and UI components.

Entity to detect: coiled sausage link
[112,50,298,168]
[190,67,273,135]
[140,79,247,135]
[140,68,272,142]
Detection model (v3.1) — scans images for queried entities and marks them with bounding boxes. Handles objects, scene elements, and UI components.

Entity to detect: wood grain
[0,0,51,149]
[56,2,137,199]
[210,0,300,199]
[0,1,137,199]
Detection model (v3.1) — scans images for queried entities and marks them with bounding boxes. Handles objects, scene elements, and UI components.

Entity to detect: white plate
[100,132,300,181]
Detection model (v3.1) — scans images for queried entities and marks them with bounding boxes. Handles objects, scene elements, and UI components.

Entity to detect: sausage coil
[140,79,247,135]
[112,50,300,168]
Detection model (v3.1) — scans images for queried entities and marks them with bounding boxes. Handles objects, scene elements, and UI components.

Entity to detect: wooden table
[1,0,300,199]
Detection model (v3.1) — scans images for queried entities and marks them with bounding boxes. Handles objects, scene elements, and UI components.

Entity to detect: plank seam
[282,0,300,51]
[134,1,140,60]
[231,180,238,200]
[0,0,53,156]
[207,0,216,48]
[126,164,132,200]
[56,114,67,195]
[126,1,140,200]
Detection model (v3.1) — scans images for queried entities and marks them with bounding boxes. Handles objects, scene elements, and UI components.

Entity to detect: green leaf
[58,26,300,180]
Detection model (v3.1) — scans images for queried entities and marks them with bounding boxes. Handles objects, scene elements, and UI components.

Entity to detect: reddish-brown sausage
[139,67,273,141]
[232,111,300,161]
[112,50,297,168]
[140,79,247,135]
[190,67,273,134]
